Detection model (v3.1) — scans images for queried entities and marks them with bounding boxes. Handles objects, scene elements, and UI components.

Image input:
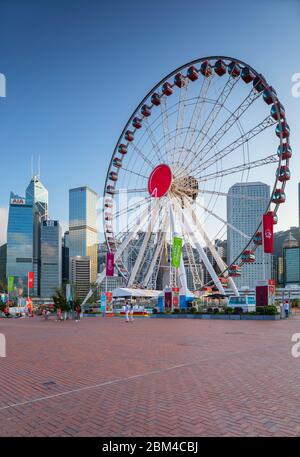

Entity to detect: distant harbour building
[227,182,271,290]
[40,220,62,297]
[283,233,300,285]
[69,187,98,285]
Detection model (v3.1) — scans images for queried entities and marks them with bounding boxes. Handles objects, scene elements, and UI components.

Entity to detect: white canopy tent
[112,288,162,299]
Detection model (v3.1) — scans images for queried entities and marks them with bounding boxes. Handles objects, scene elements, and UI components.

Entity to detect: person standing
[129,303,134,322]
[75,304,81,322]
[56,307,62,322]
[284,300,290,318]
[125,301,129,323]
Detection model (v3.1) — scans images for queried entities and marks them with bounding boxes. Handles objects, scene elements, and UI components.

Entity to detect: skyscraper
[283,233,300,285]
[40,220,62,297]
[6,192,34,294]
[6,176,48,296]
[26,176,48,295]
[227,182,271,290]
[70,256,91,300]
[69,186,97,284]
[62,231,69,283]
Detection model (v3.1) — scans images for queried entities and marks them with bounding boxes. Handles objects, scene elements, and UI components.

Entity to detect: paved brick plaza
[1,315,300,437]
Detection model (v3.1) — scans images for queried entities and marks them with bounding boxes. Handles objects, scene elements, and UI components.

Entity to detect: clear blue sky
[0,0,300,242]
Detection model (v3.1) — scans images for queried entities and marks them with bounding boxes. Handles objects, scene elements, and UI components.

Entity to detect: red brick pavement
[0,315,300,437]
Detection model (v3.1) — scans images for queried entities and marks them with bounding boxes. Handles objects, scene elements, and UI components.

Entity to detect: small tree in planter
[52,288,70,319]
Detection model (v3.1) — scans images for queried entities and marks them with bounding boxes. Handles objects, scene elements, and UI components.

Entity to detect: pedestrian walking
[124,301,130,322]
[75,304,81,322]
[284,300,290,318]
[56,307,62,322]
[129,303,134,322]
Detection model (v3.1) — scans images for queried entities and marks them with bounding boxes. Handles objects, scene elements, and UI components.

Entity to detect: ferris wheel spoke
[113,195,152,219]
[143,117,165,164]
[120,167,148,180]
[196,88,262,165]
[177,76,239,179]
[182,77,213,153]
[197,154,278,182]
[171,81,189,166]
[160,96,172,163]
[111,187,148,195]
[197,115,276,174]
[129,142,156,169]
[194,200,250,240]
[197,188,272,202]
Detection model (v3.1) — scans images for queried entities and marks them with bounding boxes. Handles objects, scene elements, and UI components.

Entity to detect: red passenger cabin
[277,143,292,160]
[141,104,151,117]
[187,66,198,81]
[228,265,241,277]
[272,189,286,204]
[118,144,128,155]
[276,165,290,182]
[241,67,255,83]
[228,61,241,78]
[241,250,255,263]
[200,61,212,77]
[162,82,173,96]
[151,93,161,106]
[214,60,227,76]
[174,73,185,88]
[253,232,262,246]
[132,117,142,129]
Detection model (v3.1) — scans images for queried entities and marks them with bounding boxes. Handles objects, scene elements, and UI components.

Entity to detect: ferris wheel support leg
[184,198,239,297]
[82,205,152,305]
[128,200,161,287]
[143,212,168,288]
[174,199,226,295]
[169,197,189,291]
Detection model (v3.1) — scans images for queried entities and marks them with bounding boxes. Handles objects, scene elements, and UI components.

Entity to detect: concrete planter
[151,313,280,320]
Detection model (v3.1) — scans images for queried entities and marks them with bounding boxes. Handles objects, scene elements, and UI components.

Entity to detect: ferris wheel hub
[148,164,173,197]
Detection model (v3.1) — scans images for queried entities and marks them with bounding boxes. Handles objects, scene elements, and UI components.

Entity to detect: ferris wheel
[85,55,291,302]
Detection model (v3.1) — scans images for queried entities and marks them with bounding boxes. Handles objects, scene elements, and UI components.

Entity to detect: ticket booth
[256,279,276,307]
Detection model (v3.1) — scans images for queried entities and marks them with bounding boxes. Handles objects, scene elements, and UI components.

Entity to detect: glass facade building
[6,192,34,295]
[26,176,48,295]
[69,187,97,284]
[227,182,271,290]
[40,220,62,297]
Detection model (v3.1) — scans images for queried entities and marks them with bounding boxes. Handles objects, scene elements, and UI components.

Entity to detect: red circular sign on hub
[148,164,172,197]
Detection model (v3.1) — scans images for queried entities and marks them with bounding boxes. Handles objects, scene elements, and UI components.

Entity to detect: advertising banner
[28,272,34,289]
[66,284,73,303]
[7,276,14,293]
[171,236,183,268]
[100,294,106,314]
[263,213,274,254]
[106,253,114,276]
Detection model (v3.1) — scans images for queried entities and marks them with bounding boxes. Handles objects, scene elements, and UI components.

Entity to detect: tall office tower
[69,187,98,284]
[298,183,300,227]
[0,243,7,282]
[6,192,34,294]
[40,220,62,297]
[70,256,91,300]
[283,233,300,285]
[26,176,48,295]
[227,182,271,290]
[62,231,69,283]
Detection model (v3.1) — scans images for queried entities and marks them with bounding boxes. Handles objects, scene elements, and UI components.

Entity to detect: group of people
[124,301,134,323]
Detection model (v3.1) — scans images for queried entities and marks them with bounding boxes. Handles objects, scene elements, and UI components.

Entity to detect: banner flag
[28,272,34,289]
[263,213,274,254]
[106,253,114,276]
[171,236,183,268]
[8,276,14,293]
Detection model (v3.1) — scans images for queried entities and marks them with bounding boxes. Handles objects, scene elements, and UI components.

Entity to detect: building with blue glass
[6,192,34,295]
[6,176,48,296]
[40,220,62,297]
[69,186,98,284]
